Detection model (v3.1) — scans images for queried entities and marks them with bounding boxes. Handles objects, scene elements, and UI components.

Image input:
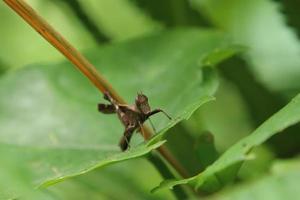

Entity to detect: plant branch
[3,0,188,181]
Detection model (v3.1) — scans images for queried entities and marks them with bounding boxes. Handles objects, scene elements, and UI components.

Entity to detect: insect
[98,92,172,151]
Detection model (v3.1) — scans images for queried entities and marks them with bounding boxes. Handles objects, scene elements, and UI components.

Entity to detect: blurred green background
[1,0,300,199]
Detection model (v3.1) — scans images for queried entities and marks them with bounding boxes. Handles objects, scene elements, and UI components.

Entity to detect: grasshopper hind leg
[119,125,136,151]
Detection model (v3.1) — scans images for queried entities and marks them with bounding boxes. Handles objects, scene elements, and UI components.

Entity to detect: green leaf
[153,93,300,192]
[201,45,246,67]
[48,158,176,200]
[203,158,300,200]
[0,29,239,198]
[190,0,300,92]
[0,141,165,199]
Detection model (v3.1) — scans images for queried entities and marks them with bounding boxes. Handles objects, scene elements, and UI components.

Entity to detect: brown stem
[3,0,188,179]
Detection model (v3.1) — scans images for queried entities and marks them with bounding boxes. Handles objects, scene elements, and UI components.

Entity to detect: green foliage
[0,29,238,198]
[153,93,300,192]
[191,0,300,92]
[204,158,300,200]
[1,0,300,199]
[46,158,176,200]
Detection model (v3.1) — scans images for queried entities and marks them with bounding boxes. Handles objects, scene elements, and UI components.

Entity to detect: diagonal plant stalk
[3,0,188,189]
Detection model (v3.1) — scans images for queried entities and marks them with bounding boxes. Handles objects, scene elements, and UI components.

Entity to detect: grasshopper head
[135,92,151,114]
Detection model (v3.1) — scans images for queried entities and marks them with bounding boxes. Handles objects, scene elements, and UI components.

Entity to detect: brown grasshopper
[98,92,171,151]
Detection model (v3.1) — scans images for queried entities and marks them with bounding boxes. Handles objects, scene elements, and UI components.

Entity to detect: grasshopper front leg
[147,108,172,120]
